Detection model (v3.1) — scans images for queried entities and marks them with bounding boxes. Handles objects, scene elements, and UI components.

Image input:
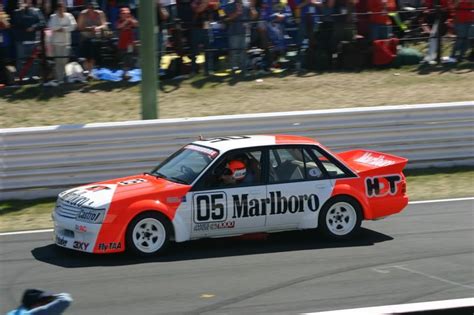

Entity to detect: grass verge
[1,167,472,233]
[1,62,473,128]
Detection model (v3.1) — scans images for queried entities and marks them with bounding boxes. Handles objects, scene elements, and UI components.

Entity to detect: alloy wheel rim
[132,218,166,253]
[325,202,357,236]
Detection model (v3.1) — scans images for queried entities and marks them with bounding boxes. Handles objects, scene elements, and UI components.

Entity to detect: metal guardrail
[1,101,473,200]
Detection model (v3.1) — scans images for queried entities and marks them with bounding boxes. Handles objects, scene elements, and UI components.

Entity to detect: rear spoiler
[336,150,408,176]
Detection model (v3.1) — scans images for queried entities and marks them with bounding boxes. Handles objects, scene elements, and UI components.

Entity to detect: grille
[55,200,82,219]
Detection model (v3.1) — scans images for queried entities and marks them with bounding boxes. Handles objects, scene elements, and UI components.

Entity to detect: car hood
[58,174,190,209]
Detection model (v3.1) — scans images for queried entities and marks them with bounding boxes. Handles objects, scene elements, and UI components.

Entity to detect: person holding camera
[116,6,138,80]
[7,289,72,315]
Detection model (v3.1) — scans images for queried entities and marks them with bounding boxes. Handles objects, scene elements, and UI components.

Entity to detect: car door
[264,146,334,230]
[190,149,267,238]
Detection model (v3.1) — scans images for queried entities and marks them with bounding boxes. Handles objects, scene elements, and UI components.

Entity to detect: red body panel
[333,149,408,220]
[93,174,191,253]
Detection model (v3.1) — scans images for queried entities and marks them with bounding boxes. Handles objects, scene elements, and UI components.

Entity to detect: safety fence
[1,101,473,200]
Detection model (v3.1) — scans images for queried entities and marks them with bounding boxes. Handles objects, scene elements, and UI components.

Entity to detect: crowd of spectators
[0,0,472,86]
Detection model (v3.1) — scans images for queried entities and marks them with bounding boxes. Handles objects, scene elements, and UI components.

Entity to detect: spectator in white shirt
[46,1,76,86]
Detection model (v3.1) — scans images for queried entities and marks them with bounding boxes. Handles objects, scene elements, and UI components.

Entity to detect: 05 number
[194,193,226,222]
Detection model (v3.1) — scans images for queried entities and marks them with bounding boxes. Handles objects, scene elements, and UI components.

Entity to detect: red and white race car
[52,135,408,255]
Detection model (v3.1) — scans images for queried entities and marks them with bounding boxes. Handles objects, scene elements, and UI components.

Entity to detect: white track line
[409,197,474,204]
[0,228,53,236]
[303,297,474,315]
[1,197,473,237]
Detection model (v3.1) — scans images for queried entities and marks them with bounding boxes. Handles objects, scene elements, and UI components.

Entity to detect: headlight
[75,209,105,224]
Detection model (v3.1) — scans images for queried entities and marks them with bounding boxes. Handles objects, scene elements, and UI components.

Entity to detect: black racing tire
[125,212,171,256]
[318,196,362,240]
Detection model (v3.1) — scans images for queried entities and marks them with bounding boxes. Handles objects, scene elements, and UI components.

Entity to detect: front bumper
[53,212,102,253]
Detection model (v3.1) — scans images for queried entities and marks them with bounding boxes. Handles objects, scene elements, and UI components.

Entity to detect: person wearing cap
[77,0,107,79]
[7,289,73,315]
[116,6,138,80]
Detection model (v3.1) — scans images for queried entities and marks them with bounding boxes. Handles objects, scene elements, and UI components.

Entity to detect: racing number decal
[193,193,227,223]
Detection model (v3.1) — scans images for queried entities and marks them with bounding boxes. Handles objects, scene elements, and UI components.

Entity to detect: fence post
[139,0,158,119]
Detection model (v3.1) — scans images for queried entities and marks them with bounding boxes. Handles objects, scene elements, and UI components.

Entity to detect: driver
[220,160,249,186]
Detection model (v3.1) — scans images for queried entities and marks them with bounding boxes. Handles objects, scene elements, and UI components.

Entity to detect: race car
[52,135,408,256]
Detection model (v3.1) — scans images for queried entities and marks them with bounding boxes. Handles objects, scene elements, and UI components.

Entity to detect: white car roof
[192,135,318,153]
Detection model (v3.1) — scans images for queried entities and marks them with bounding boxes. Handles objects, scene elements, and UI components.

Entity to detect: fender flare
[330,183,371,219]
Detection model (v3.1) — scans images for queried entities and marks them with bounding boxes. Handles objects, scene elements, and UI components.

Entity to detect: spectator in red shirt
[445,0,473,62]
[116,7,138,80]
[367,0,397,40]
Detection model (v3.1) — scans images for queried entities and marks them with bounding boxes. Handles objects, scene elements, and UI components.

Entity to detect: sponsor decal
[185,144,219,158]
[119,178,147,186]
[55,235,68,246]
[201,136,251,143]
[75,224,87,233]
[232,191,319,218]
[98,242,122,251]
[86,185,111,192]
[365,175,402,197]
[308,168,322,178]
[77,209,104,223]
[73,241,90,251]
[193,191,320,223]
[194,221,236,232]
[355,152,395,167]
[59,189,93,207]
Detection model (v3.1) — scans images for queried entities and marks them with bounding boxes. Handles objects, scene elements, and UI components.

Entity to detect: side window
[309,148,349,178]
[302,149,326,180]
[197,150,263,190]
[269,148,306,183]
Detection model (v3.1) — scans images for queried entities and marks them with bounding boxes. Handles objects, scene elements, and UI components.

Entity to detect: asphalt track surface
[1,200,473,314]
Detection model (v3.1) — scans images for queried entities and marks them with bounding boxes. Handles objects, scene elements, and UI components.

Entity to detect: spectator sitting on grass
[116,6,138,80]
[45,1,77,87]
[77,0,108,80]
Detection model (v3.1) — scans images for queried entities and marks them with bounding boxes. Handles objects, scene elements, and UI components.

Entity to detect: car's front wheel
[126,212,170,256]
[318,196,362,240]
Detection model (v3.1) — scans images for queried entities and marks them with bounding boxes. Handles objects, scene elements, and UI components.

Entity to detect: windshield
[151,145,219,185]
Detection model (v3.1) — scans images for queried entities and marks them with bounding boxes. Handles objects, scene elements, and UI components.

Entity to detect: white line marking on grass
[303,297,474,315]
[1,197,473,237]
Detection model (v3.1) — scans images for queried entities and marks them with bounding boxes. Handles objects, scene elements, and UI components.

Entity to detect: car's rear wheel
[126,212,170,256]
[318,196,362,240]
